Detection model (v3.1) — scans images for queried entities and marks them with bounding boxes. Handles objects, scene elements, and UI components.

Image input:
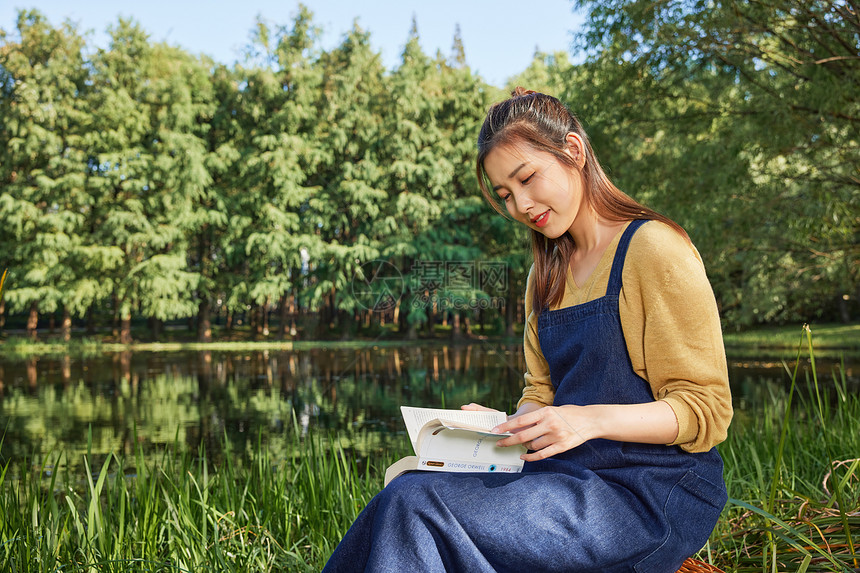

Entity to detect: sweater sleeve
[518,264,556,409]
[621,222,733,453]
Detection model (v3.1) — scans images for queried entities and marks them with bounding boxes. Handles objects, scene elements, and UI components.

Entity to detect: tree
[86,19,203,343]
[139,43,214,338]
[573,0,860,326]
[308,22,387,334]
[375,20,450,337]
[0,10,101,340]
[421,50,508,339]
[226,9,325,340]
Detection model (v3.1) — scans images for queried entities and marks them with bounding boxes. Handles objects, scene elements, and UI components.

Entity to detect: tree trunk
[339,308,354,340]
[111,294,119,338]
[450,312,463,341]
[402,299,417,340]
[86,304,95,335]
[198,298,212,342]
[120,309,132,345]
[289,294,298,338]
[278,294,289,338]
[225,311,234,333]
[249,304,258,338]
[27,301,39,340]
[61,307,72,342]
[426,297,437,337]
[261,298,270,337]
[149,317,163,341]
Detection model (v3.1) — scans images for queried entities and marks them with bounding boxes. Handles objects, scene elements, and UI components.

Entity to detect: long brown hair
[476,88,688,314]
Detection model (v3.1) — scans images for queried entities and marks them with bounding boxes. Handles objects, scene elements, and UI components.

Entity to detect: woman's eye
[522,172,536,185]
[500,194,511,202]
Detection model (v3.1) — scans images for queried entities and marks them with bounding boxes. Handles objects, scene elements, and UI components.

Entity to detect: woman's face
[483,136,586,239]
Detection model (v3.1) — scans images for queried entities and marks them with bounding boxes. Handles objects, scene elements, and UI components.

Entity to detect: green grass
[723,323,860,351]
[712,327,859,572]
[2,321,857,359]
[0,328,858,571]
[0,331,487,359]
[0,423,410,572]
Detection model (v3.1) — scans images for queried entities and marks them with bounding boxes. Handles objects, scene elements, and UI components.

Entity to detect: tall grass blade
[768,331,804,514]
[805,327,858,569]
[758,328,806,569]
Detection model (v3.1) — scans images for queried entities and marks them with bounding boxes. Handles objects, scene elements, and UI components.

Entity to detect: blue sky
[0,1,585,87]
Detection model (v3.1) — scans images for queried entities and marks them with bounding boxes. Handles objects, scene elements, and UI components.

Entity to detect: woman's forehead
[486,142,549,170]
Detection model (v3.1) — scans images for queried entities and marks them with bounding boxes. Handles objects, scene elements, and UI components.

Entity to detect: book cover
[384,407,526,486]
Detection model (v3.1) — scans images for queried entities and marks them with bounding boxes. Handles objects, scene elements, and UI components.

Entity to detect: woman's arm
[490,401,678,462]
[621,222,733,452]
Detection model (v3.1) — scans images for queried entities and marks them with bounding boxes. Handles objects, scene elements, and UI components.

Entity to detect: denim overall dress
[323,220,727,573]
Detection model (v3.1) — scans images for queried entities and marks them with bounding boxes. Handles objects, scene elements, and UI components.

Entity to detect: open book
[384,406,527,486]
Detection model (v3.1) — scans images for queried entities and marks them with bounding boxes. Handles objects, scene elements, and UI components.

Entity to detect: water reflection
[0,344,856,473]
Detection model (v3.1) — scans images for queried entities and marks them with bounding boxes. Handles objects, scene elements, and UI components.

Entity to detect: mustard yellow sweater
[520,220,733,453]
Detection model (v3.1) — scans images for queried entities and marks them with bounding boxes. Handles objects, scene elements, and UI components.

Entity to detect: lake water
[1,342,857,472]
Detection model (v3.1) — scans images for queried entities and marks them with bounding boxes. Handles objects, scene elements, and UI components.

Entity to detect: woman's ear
[562,132,586,169]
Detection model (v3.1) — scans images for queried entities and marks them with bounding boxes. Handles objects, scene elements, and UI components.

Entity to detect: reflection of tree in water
[11,345,845,476]
[0,345,532,475]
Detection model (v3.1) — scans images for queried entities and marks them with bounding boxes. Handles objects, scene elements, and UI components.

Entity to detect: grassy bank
[722,323,860,351]
[1,321,859,359]
[712,331,859,572]
[0,428,408,572]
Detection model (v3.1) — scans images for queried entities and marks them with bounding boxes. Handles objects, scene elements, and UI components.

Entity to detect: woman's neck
[567,215,628,287]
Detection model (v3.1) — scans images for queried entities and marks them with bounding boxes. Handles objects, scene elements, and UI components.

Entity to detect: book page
[400,406,507,452]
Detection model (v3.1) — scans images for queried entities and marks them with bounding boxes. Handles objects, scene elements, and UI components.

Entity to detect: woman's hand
[490,401,679,462]
[491,405,598,462]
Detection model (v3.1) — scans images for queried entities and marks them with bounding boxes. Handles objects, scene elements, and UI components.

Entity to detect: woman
[323,89,732,573]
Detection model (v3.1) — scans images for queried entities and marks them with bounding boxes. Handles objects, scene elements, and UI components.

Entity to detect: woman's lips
[531,210,550,228]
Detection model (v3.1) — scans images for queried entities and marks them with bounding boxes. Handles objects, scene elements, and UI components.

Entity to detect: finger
[492,410,543,434]
[496,425,546,448]
[521,442,570,462]
[460,403,498,412]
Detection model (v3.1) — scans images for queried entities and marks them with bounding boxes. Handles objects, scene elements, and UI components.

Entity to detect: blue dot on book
[489,465,496,472]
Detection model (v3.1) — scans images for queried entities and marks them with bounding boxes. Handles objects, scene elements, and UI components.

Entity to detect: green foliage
[0,6,521,341]
[572,0,859,327]
[1,2,857,340]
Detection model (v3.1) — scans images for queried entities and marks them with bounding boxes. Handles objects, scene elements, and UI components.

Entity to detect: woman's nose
[515,192,534,215]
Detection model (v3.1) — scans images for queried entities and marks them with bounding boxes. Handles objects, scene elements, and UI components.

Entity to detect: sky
[0,0,585,87]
